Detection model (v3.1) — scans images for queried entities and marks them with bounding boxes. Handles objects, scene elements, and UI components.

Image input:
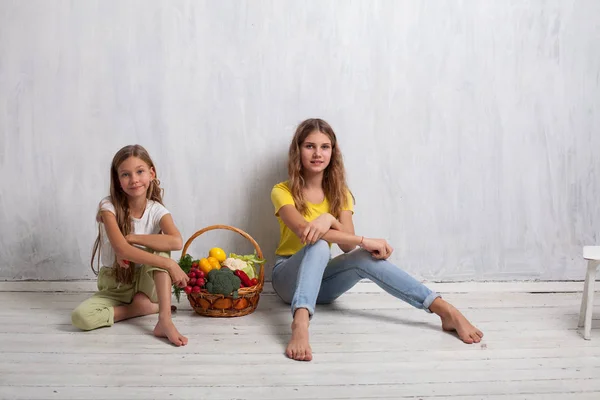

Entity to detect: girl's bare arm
[124,214,183,251]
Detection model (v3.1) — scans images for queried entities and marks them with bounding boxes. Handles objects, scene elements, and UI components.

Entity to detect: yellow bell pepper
[199,258,213,275]
[207,256,221,270]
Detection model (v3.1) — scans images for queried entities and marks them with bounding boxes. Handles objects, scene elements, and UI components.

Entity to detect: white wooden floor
[1,281,600,400]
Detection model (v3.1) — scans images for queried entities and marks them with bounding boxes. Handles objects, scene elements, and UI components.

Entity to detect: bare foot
[153,318,188,347]
[439,304,484,344]
[286,309,312,361]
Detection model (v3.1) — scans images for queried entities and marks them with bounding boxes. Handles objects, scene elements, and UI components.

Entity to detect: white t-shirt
[97,196,170,266]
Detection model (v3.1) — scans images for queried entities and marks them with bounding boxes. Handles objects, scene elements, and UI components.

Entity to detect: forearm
[329,218,356,252]
[126,234,183,251]
[330,218,345,232]
[115,244,173,271]
[321,229,362,249]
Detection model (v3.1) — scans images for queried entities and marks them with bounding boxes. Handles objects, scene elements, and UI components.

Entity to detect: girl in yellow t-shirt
[271,118,483,362]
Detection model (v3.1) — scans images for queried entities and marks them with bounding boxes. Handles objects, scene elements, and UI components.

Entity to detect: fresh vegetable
[222,252,264,280]
[234,269,253,287]
[209,247,227,263]
[173,254,208,302]
[229,251,265,266]
[199,258,214,275]
[222,257,247,271]
[173,254,192,302]
[205,268,241,298]
[207,256,221,270]
[228,252,264,280]
[179,254,193,271]
[173,251,264,302]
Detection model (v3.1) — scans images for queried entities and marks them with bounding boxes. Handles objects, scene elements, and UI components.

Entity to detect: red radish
[188,271,196,279]
[197,271,205,279]
[192,286,201,294]
[189,277,197,286]
[183,286,192,294]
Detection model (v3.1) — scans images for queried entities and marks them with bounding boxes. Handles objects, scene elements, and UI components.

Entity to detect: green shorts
[71,251,170,331]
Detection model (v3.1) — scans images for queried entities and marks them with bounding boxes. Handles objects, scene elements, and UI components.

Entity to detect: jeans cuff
[422,291,441,313]
[291,304,315,320]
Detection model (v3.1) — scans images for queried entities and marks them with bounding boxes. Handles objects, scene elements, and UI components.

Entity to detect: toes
[477,330,484,338]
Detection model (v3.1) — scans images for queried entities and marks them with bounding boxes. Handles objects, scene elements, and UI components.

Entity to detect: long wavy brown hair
[288,118,351,218]
[90,145,164,284]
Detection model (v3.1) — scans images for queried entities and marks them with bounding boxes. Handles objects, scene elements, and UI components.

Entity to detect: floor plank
[0,283,598,399]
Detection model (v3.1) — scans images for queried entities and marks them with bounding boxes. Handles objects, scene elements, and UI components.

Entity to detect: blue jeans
[271,240,440,317]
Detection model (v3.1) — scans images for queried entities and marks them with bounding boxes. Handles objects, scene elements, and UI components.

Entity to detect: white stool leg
[584,261,599,340]
[579,268,591,328]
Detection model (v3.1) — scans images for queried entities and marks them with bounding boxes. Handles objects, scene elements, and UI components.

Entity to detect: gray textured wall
[1,0,599,281]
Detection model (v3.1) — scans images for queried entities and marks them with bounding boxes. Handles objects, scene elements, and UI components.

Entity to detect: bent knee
[345,247,382,264]
[306,240,330,255]
[71,305,112,331]
[141,264,168,276]
[71,308,95,331]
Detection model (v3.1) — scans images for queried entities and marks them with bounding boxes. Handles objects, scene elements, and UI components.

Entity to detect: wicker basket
[181,224,265,317]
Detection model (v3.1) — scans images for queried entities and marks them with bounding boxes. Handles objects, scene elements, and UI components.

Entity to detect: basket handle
[181,225,265,288]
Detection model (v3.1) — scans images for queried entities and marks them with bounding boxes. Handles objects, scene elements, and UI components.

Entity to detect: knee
[154,251,171,259]
[71,307,95,331]
[141,264,168,277]
[132,292,151,303]
[350,248,386,266]
[305,240,330,256]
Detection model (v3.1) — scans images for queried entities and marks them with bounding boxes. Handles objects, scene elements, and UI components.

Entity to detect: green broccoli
[205,268,241,299]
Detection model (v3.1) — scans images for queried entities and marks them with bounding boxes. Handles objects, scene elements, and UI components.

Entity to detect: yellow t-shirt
[271,181,354,256]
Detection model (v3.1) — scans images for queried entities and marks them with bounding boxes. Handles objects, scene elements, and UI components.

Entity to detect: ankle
[430,298,453,318]
[292,308,310,328]
[158,314,173,323]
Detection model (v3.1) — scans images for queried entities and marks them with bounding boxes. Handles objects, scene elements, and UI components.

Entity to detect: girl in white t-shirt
[71,145,190,346]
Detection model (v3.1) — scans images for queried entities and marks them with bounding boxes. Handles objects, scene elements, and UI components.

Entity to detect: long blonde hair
[288,118,350,218]
[90,145,163,284]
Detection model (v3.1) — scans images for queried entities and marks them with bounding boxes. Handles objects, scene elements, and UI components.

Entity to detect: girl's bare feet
[153,318,188,347]
[287,309,312,361]
[430,298,484,344]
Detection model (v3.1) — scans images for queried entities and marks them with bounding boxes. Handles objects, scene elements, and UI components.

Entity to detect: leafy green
[229,251,265,280]
[172,254,194,303]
